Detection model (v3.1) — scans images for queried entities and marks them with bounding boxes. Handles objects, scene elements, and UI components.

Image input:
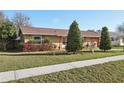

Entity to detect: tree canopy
[100,26,111,51]
[0,20,17,51]
[0,11,5,25]
[66,21,82,53]
[12,12,31,27]
[117,22,124,33]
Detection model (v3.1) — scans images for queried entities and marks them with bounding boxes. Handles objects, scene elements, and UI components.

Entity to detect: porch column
[58,36,62,50]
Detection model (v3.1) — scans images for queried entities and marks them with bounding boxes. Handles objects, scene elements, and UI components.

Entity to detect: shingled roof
[20,26,99,37]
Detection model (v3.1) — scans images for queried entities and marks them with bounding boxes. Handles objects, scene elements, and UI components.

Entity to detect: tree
[117,23,124,33]
[96,29,101,34]
[0,11,5,25]
[117,22,124,52]
[66,21,82,53]
[12,12,31,27]
[100,26,111,52]
[0,20,17,51]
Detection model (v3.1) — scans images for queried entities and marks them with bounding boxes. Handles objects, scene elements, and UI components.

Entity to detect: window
[34,36,41,40]
[33,36,42,44]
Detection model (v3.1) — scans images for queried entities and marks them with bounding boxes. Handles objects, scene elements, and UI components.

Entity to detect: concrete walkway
[1,55,124,82]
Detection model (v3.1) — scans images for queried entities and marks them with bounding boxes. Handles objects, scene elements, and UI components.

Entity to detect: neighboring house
[18,26,100,49]
[118,35,124,46]
[109,32,124,46]
[98,31,124,46]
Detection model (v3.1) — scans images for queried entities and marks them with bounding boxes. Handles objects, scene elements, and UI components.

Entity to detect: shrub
[40,43,53,51]
[43,38,51,44]
[28,38,36,44]
[29,44,41,51]
[16,42,23,51]
[23,43,54,52]
[23,43,31,52]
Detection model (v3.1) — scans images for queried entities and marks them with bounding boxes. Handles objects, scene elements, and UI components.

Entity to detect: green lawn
[82,47,123,51]
[0,51,123,72]
[112,46,124,49]
[81,48,100,51]
[10,60,124,83]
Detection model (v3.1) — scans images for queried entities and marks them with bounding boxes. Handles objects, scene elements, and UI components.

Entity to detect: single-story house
[18,26,100,49]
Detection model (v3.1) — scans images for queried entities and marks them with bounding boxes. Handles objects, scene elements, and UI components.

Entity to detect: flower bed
[23,43,53,52]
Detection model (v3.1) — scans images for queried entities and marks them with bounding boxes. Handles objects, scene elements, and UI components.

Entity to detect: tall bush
[100,26,111,51]
[66,21,82,53]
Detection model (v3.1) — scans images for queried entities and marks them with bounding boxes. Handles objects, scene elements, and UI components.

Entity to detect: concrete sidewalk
[0,55,124,82]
